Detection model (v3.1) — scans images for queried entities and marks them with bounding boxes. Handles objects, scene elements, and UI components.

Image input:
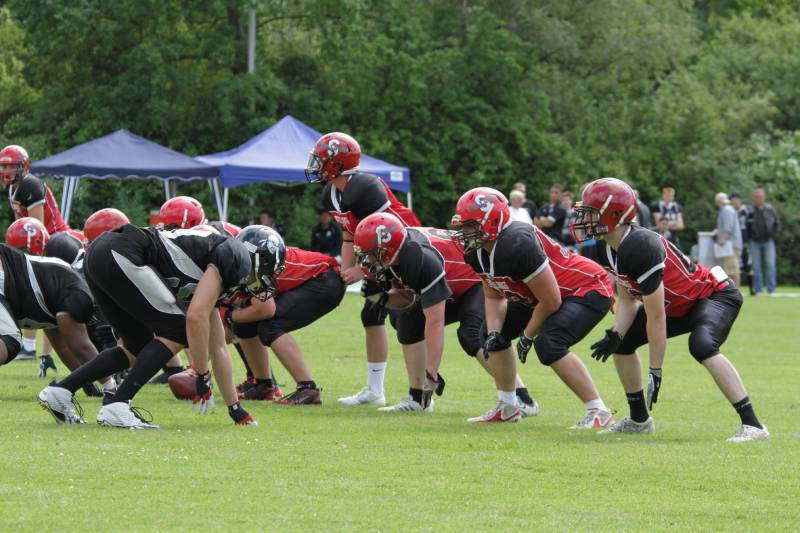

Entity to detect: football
[168,368,198,400]
[384,288,418,310]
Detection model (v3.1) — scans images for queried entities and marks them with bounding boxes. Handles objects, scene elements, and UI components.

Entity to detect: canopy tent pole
[60,177,71,223]
[223,187,229,222]
[406,190,412,210]
[209,178,225,221]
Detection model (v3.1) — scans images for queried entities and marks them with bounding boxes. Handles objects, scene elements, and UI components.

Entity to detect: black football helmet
[236,225,286,300]
[43,231,85,270]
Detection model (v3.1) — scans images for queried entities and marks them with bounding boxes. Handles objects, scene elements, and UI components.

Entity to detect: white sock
[23,338,36,352]
[366,362,386,393]
[498,390,517,405]
[586,398,607,411]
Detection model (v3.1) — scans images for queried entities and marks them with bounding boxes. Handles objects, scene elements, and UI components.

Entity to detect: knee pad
[0,335,21,365]
[457,324,482,358]
[361,300,388,327]
[688,326,719,362]
[533,333,569,366]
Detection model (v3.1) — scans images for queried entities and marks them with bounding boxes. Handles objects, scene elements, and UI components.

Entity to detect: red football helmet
[570,177,637,242]
[159,196,205,229]
[305,132,361,183]
[0,145,31,186]
[5,217,50,255]
[84,208,130,243]
[450,187,510,252]
[353,213,407,278]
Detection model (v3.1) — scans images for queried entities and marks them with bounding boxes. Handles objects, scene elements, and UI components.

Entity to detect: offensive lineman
[305,132,421,406]
[571,177,768,441]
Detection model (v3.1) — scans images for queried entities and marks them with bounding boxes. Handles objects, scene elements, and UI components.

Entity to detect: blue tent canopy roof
[30,129,218,181]
[196,115,411,193]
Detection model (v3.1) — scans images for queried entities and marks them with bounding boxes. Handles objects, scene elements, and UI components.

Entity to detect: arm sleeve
[211,241,251,291]
[619,233,666,295]
[346,176,390,220]
[17,177,46,209]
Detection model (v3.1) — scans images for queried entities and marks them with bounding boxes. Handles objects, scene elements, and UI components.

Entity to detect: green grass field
[0,292,797,531]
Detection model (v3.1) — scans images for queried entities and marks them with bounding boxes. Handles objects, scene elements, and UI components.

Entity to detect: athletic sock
[367,362,386,392]
[515,387,533,405]
[57,347,130,394]
[256,378,274,388]
[626,390,649,423]
[23,338,36,352]
[409,387,423,405]
[163,365,184,376]
[297,380,316,390]
[112,340,175,403]
[498,389,517,405]
[585,398,608,412]
[732,396,762,429]
[233,342,254,378]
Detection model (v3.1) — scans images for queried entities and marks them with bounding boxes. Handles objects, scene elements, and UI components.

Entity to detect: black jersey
[537,202,566,242]
[386,229,453,309]
[8,174,70,233]
[0,244,94,328]
[465,221,548,306]
[139,226,251,301]
[321,173,420,234]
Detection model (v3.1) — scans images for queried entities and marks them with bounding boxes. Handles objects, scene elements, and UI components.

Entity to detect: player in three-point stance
[571,177,768,441]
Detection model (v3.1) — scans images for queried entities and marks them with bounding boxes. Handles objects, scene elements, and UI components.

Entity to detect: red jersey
[322,173,420,234]
[598,225,723,317]
[277,247,339,293]
[466,222,611,306]
[9,174,70,234]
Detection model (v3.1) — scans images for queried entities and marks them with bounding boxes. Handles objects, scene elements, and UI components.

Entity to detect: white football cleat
[97,401,159,430]
[518,398,540,418]
[377,395,433,413]
[571,408,615,429]
[337,387,386,406]
[599,416,654,434]
[727,424,770,442]
[38,385,86,424]
[467,401,521,423]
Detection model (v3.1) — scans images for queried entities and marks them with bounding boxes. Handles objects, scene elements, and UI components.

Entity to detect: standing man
[310,208,343,258]
[452,188,615,427]
[305,132,421,407]
[730,192,753,294]
[572,177,768,442]
[633,188,651,228]
[1,145,71,362]
[748,188,780,296]
[512,182,537,221]
[714,193,742,288]
[651,186,684,250]
[534,184,567,243]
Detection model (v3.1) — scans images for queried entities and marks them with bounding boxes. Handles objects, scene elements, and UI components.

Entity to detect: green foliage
[0,0,797,278]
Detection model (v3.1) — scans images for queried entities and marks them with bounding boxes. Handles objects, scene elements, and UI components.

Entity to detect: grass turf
[0,291,797,531]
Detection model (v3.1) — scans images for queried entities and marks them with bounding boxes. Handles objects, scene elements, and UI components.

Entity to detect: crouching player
[38,223,275,428]
[572,177,768,442]
[226,229,345,404]
[353,213,538,414]
[451,188,614,426]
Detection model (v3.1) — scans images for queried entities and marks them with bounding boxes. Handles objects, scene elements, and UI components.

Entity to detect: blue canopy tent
[196,115,412,219]
[30,129,223,223]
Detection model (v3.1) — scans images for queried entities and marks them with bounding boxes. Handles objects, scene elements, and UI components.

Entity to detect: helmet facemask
[355,245,392,281]
[304,152,326,183]
[451,219,487,253]
[569,204,606,243]
[0,163,22,186]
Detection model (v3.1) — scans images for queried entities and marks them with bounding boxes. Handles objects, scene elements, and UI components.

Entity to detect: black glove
[647,368,662,410]
[590,328,622,362]
[516,332,534,364]
[483,331,511,360]
[361,281,389,310]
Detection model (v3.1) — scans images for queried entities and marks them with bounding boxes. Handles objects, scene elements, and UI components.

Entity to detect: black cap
[730,191,742,199]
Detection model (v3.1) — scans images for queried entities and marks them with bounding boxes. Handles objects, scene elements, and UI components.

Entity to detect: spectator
[651,186,684,249]
[655,217,680,247]
[749,188,780,295]
[508,190,533,224]
[633,188,651,228]
[561,191,577,246]
[258,208,286,237]
[534,183,567,243]
[730,191,754,294]
[310,208,343,258]
[714,193,742,287]
[512,182,537,220]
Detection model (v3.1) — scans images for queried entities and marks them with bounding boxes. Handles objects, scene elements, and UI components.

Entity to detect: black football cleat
[148,372,170,385]
[275,387,321,405]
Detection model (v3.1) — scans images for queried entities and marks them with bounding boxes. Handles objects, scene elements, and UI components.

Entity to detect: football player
[353,213,538,414]
[571,177,768,442]
[451,188,614,426]
[227,234,345,404]
[37,223,278,428]
[306,132,421,407]
[1,145,71,362]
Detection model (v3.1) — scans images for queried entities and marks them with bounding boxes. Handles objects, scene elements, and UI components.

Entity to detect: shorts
[616,283,741,362]
[85,229,187,355]
[717,252,741,278]
[391,283,484,356]
[232,269,345,346]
